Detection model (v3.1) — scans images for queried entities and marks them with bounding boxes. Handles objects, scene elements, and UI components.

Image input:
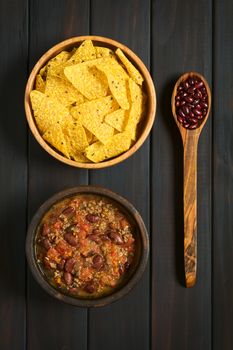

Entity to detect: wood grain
[183,132,198,287]
[89,1,151,350]
[0,1,27,349]
[151,0,212,348]
[27,1,89,349]
[213,0,233,348]
[0,0,232,349]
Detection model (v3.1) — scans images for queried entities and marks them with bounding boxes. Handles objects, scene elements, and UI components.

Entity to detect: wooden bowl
[24,36,156,168]
[25,186,149,307]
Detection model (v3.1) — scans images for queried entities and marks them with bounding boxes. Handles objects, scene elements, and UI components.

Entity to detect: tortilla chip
[67,40,96,64]
[30,90,71,133]
[64,63,108,100]
[70,96,119,121]
[85,132,131,162]
[92,135,98,142]
[45,75,85,106]
[47,51,71,78]
[35,74,45,93]
[96,61,130,110]
[105,109,127,132]
[116,48,143,85]
[53,50,71,62]
[84,128,94,144]
[39,65,47,78]
[125,79,143,140]
[84,142,105,163]
[95,46,114,58]
[63,119,89,152]
[71,151,89,162]
[43,123,70,158]
[80,116,114,144]
[70,96,117,144]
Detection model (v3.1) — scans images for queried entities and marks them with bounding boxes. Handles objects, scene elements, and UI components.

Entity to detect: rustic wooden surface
[0,0,232,349]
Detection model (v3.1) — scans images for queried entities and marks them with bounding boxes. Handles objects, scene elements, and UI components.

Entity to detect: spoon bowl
[171,72,211,287]
[171,72,211,137]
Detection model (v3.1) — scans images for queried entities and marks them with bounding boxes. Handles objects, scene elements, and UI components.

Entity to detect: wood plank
[27,1,89,349]
[89,1,151,350]
[0,1,28,349]
[213,0,233,349]
[151,0,212,349]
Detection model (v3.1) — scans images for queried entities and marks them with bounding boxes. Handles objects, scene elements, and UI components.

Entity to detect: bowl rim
[25,185,149,307]
[24,35,156,169]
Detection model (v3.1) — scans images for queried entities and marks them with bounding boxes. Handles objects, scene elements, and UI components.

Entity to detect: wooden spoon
[171,72,211,287]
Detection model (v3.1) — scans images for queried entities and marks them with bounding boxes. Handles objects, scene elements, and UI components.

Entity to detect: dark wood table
[0,0,232,349]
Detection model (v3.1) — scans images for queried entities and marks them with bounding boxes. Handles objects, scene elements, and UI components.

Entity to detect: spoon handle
[183,133,199,287]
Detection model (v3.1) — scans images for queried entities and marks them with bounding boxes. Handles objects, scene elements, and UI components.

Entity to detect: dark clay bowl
[26,186,149,307]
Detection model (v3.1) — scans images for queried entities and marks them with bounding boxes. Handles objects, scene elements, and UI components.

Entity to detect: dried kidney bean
[175,75,208,129]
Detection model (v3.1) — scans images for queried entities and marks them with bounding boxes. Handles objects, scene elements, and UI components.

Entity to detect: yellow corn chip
[67,40,96,64]
[125,79,143,140]
[70,96,119,121]
[45,75,85,107]
[97,57,129,76]
[92,135,98,142]
[85,132,131,163]
[70,96,117,144]
[71,151,89,163]
[116,48,144,85]
[96,61,130,110]
[47,51,70,67]
[81,116,115,144]
[46,51,71,78]
[64,64,108,100]
[30,90,71,133]
[95,46,114,58]
[84,142,105,163]
[43,123,70,158]
[84,128,94,144]
[39,65,47,78]
[49,63,66,79]
[53,50,71,62]
[74,56,116,67]
[63,119,89,152]
[35,74,45,93]
[105,109,127,131]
